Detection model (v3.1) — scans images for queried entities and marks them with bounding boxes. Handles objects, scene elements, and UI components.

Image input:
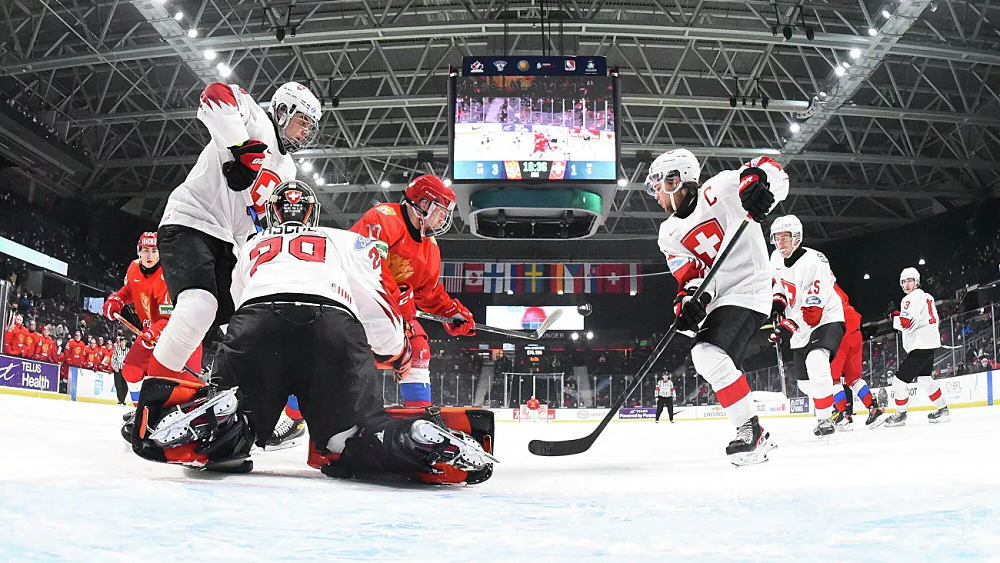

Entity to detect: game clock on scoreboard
[469,160,610,180]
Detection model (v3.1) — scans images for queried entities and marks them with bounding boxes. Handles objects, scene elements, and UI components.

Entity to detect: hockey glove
[769,318,798,344]
[221,140,268,192]
[375,339,413,380]
[770,293,787,327]
[141,322,164,349]
[673,291,711,332]
[397,285,417,321]
[441,299,476,337]
[738,166,774,223]
[103,294,124,321]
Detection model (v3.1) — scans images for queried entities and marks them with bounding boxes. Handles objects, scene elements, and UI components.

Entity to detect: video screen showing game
[452,75,617,181]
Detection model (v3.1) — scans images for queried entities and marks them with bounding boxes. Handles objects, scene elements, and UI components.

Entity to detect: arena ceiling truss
[1,0,999,256]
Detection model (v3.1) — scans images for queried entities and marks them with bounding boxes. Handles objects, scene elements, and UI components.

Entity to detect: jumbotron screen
[486,306,584,331]
[452,75,617,181]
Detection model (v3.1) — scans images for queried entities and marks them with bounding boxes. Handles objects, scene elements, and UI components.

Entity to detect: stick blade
[527,436,593,457]
[534,308,564,338]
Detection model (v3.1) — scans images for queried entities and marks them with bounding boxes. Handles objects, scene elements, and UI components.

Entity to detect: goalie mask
[403,175,457,237]
[269,82,322,153]
[266,181,320,228]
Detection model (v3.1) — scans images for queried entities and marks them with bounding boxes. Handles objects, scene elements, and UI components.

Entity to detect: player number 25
[249,235,327,276]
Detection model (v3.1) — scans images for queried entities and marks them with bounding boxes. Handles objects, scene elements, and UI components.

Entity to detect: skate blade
[263,434,306,451]
[730,450,768,467]
[148,388,240,447]
[866,416,887,429]
[928,416,951,424]
[413,421,499,468]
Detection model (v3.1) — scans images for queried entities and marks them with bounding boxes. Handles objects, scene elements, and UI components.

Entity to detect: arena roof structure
[1,0,998,259]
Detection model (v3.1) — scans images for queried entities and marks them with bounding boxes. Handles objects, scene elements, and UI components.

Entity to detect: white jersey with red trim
[160,83,296,246]
[658,157,790,316]
[230,225,405,357]
[770,247,844,349]
[894,288,941,352]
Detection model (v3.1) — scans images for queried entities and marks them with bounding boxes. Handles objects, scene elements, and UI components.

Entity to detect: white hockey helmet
[645,149,701,197]
[769,215,803,248]
[269,82,322,152]
[899,267,920,289]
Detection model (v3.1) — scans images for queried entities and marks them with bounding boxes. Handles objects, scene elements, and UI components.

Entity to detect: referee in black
[655,373,676,423]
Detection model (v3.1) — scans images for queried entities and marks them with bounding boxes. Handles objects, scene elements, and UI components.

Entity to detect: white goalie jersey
[230,225,405,358]
[161,83,297,246]
[770,247,844,349]
[658,157,790,315]
[894,288,941,353]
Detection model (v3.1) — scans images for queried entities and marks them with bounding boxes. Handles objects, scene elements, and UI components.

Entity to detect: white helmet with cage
[769,215,803,248]
[269,82,322,152]
[644,149,701,197]
[899,267,921,289]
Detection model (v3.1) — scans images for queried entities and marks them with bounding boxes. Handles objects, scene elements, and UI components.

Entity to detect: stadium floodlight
[571,332,579,341]
[919,258,926,265]
[187,29,198,38]
[835,66,846,77]
[789,122,801,133]
[380,180,391,188]
[850,49,861,59]
[868,28,879,36]
[617,178,628,187]
[301,161,314,172]
[586,331,594,340]
[174,11,184,20]
[216,63,231,77]
[203,50,217,60]
[864,273,871,280]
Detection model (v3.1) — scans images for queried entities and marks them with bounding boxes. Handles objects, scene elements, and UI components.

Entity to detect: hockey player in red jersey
[125,182,495,482]
[530,131,551,158]
[349,175,475,407]
[648,148,787,466]
[21,319,41,360]
[103,232,202,402]
[146,80,321,393]
[84,337,101,370]
[63,331,87,368]
[33,325,59,363]
[3,314,27,357]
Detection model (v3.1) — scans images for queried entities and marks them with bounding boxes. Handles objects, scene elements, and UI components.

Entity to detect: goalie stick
[528,218,752,457]
[113,313,203,379]
[416,308,563,341]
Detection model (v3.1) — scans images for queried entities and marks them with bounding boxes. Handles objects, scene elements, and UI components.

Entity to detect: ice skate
[927,406,950,423]
[265,412,306,450]
[726,416,772,467]
[813,417,835,438]
[408,419,498,471]
[884,411,907,427]
[865,405,886,429]
[145,387,241,448]
[831,408,853,432]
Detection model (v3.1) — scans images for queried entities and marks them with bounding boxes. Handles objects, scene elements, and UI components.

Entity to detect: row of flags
[440,263,644,294]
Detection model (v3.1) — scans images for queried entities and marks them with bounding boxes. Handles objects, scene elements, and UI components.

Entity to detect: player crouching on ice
[648,149,787,466]
[125,182,496,483]
[884,268,950,426]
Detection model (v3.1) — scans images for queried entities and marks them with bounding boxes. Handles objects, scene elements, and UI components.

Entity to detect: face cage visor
[644,170,683,198]
[277,106,320,152]
[419,199,456,237]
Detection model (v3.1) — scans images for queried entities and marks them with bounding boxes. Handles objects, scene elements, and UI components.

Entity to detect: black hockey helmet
[266,181,320,227]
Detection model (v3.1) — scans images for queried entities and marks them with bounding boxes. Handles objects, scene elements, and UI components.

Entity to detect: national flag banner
[584,263,601,293]
[550,264,564,293]
[442,263,464,293]
[561,263,585,293]
[600,263,629,293]
[629,263,644,294]
[509,264,525,293]
[464,263,484,293]
[483,262,509,293]
[523,263,547,293]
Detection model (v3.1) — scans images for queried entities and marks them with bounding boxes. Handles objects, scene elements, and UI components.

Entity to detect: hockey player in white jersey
[648,149,788,466]
[147,81,321,389]
[768,215,845,437]
[885,268,950,426]
[127,182,495,482]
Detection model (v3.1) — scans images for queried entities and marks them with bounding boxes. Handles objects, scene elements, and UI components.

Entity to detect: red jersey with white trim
[349,203,454,320]
[114,261,172,331]
[160,82,297,245]
[894,288,941,352]
[21,330,41,359]
[231,225,405,358]
[770,247,844,349]
[64,338,87,367]
[34,336,59,363]
[658,157,789,316]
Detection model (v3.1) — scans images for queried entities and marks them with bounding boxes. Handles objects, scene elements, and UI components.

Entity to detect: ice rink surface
[2,393,999,563]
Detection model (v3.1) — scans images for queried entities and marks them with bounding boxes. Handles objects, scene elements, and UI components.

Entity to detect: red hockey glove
[441,299,476,337]
[738,166,774,223]
[890,310,900,322]
[397,285,416,321]
[375,339,412,380]
[103,294,124,321]
[222,140,268,192]
[141,324,163,349]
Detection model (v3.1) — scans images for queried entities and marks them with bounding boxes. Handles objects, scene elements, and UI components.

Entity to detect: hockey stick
[528,218,752,457]
[113,313,201,378]
[416,308,563,341]
[773,340,788,397]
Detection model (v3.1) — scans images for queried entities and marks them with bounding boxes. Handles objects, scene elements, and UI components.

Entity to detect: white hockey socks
[802,348,835,418]
[892,376,910,413]
[152,289,218,372]
[691,343,755,427]
[918,376,948,409]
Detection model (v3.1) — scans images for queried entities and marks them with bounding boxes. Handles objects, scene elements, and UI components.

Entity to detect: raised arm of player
[197,83,253,149]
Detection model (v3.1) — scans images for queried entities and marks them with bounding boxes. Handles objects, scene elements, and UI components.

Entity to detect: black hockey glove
[770,293,787,326]
[673,291,711,332]
[222,140,268,192]
[768,318,797,344]
[738,167,774,223]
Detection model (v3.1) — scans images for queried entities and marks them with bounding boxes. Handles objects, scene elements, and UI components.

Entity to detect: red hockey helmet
[137,231,157,251]
[521,306,548,330]
[403,175,456,237]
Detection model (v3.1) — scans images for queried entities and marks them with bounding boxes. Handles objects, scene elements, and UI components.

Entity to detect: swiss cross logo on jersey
[680,219,725,266]
[285,190,302,204]
[249,169,281,214]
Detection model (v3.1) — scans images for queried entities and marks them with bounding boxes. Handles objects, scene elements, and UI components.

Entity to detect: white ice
[2,393,999,563]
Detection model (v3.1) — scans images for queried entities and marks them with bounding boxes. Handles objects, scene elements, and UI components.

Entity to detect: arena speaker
[448,56,621,240]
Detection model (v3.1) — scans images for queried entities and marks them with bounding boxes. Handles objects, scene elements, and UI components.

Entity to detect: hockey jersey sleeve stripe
[668,256,706,292]
[200,82,238,108]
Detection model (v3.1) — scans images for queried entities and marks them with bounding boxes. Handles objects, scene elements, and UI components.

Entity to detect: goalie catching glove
[222,140,268,192]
